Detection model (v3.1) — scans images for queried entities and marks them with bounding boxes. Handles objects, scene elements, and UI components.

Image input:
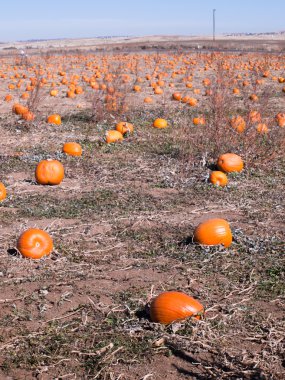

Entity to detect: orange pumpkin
[256,123,268,134]
[193,218,232,247]
[21,111,35,121]
[172,92,182,101]
[12,103,28,116]
[105,130,123,143]
[62,142,82,156]
[17,228,53,259]
[0,182,7,201]
[153,118,168,129]
[249,110,261,124]
[217,153,244,173]
[116,122,134,135]
[209,171,228,187]
[50,89,58,97]
[144,97,153,103]
[150,291,204,324]
[47,114,61,125]
[230,116,246,133]
[35,159,64,185]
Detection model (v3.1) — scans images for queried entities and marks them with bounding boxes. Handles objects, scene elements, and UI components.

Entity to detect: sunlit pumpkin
[21,111,35,121]
[144,97,153,103]
[256,123,268,134]
[62,142,82,156]
[153,118,168,129]
[17,228,53,259]
[217,153,244,173]
[105,130,123,143]
[150,291,204,324]
[193,218,232,247]
[47,114,61,125]
[0,182,7,201]
[116,122,134,135]
[209,171,228,187]
[35,159,64,185]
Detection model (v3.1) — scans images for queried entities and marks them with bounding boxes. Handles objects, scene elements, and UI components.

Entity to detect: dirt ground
[0,43,284,380]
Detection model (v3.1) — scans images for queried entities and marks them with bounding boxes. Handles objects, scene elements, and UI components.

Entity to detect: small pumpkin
[153,118,168,129]
[217,153,244,173]
[193,218,232,247]
[21,111,35,121]
[150,291,204,324]
[256,123,268,134]
[230,116,246,133]
[105,130,123,143]
[47,114,61,125]
[209,171,228,187]
[115,122,134,135]
[35,159,64,185]
[62,142,82,156]
[0,182,7,201]
[17,228,53,259]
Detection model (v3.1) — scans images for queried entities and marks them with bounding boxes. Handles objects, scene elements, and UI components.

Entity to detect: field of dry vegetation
[0,44,284,379]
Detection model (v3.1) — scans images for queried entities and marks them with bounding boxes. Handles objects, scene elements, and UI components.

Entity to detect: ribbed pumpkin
[62,142,82,156]
[0,182,7,201]
[105,130,123,143]
[115,122,134,135]
[153,118,168,129]
[209,171,228,187]
[193,218,232,247]
[17,228,53,259]
[150,291,204,324]
[47,114,61,125]
[217,153,244,173]
[35,159,64,185]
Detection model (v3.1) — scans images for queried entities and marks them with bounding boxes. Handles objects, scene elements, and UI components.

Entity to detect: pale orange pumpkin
[150,291,204,324]
[193,218,232,247]
[17,228,53,259]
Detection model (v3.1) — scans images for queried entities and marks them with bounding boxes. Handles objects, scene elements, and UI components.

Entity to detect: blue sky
[0,0,284,41]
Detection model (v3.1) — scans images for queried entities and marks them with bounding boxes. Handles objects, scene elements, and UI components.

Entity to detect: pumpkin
[172,92,182,101]
[50,89,58,96]
[62,142,82,156]
[17,228,53,259]
[217,153,244,173]
[21,111,35,121]
[47,114,61,125]
[249,94,258,102]
[153,118,168,129]
[230,116,246,133]
[249,110,261,124]
[105,130,123,143]
[115,122,134,135]
[35,159,64,185]
[193,218,232,247]
[256,123,268,134]
[12,103,28,116]
[144,97,153,103]
[188,97,198,106]
[209,171,228,187]
[150,291,204,324]
[0,182,7,201]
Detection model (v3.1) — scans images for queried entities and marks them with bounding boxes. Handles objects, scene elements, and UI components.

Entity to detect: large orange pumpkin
[217,153,244,173]
[17,228,53,259]
[47,114,61,125]
[209,171,228,187]
[0,182,7,201]
[62,142,82,156]
[150,291,204,324]
[153,118,168,129]
[35,159,64,185]
[193,218,232,247]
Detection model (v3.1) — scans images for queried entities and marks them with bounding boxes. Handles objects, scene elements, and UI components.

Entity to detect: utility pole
[213,9,216,42]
